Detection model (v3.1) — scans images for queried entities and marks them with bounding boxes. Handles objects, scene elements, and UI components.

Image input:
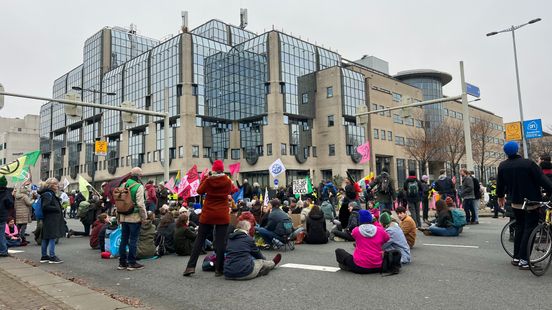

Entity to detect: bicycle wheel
[501,219,516,258]
[528,224,552,276]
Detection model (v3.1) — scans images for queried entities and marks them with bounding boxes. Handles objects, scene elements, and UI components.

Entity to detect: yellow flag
[0,155,27,177]
[78,175,91,201]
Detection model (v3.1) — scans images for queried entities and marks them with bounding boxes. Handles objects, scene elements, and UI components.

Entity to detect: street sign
[523,119,543,139]
[274,179,279,186]
[505,122,522,141]
[466,83,480,98]
[95,140,108,156]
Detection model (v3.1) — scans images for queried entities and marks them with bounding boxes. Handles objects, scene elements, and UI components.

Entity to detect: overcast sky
[1,0,550,129]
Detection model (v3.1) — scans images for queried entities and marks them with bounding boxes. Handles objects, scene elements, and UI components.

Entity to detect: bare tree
[404,125,441,177]
[470,116,503,183]
[439,120,466,177]
[529,136,552,160]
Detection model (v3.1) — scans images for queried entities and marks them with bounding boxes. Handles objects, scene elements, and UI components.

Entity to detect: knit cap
[503,141,519,157]
[0,176,6,188]
[379,212,391,226]
[358,209,373,224]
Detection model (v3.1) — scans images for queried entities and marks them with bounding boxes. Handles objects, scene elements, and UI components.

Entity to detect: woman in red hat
[184,160,235,277]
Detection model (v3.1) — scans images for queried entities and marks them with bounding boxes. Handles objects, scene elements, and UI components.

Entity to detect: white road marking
[8,249,24,254]
[423,243,479,249]
[280,263,340,272]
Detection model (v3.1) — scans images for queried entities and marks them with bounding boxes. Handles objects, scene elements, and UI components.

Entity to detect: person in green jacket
[174,213,197,256]
[137,212,156,259]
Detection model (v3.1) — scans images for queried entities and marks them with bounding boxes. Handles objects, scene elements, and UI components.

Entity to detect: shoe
[295,232,305,245]
[423,230,431,236]
[272,253,282,266]
[66,229,74,238]
[40,256,50,263]
[519,264,530,270]
[127,263,144,271]
[492,216,498,218]
[117,263,128,270]
[49,256,63,264]
[258,266,271,276]
[272,239,284,249]
[214,271,223,277]
[473,221,479,225]
[183,267,195,277]
[333,236,345,242]
[511,259,520,266]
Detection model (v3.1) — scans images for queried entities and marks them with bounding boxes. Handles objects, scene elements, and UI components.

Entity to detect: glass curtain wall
[342,68,366,117]
[110,28,158,69]
[102,65,124,136]
[151,35,181,116]
[82,31,103,119]
[66,65,83,126]
[124,53,150,127]
[67,128,81,178]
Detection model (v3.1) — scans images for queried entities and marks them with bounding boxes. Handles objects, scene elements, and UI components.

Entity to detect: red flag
[200,168,209,181]
[186,165,199,183]
[228,162,241,176]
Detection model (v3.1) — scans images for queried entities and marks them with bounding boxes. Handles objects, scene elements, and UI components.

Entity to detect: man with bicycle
[497,142,552,269]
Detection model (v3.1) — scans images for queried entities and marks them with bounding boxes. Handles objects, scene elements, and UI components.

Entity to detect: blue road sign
[466,83,480,97]
[523,119,543,139]
[274,179,279,186]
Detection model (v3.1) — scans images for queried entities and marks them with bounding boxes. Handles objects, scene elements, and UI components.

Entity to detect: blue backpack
[32,192,52,220]
[451,208,467,228]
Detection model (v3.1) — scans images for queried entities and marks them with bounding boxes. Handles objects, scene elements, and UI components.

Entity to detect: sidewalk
[0,257,136,310]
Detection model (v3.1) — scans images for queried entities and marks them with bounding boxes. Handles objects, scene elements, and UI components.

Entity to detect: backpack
[32,194,47,220]
[407,181,419,198]
[381,249,402,275]
[202,252,217,271]
[155,234,167,257]
[77,201,90,220]
[281,218,294,236]
[113,182,139,215]
[379,174,390,194]
[451,208,467,228]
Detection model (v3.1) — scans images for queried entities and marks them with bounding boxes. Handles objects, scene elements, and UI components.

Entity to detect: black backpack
[407,181,419,198]
[381,249,402,276]
[155,234,167,257]
[379,174,390,194]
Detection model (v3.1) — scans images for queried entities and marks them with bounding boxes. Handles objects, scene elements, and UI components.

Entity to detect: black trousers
[422,198,429,221]
[335,248,380,274]
[513,208,539,262]
[186,223,228,273]
[332,229,355,241]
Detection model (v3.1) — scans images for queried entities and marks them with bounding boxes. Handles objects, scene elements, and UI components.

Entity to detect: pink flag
[200,168,209,180]
[356,142,371,164]
[165,177,176,193]
[228,162,241,176]
[189,180,200,197]
[186,165,199,183]
[178,176,190,199]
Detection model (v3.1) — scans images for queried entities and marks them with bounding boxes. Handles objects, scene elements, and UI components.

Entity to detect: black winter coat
[304,212,328,244]
[156,222,176,253]
[0,188,14,224]
[39,189,66,240]
[403,177,423,202]
[224,230,265,279]
[497,155,552,204]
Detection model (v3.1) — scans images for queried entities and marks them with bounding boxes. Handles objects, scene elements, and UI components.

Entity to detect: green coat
[174,226,196,256]
[137,221,156,259]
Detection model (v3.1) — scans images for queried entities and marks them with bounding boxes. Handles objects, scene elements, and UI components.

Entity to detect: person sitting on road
[99,217,118,253]
[256,199,293,249]
[224,220,282,280]
[6,217,22,247]
[335,210,390,274]
[419,200,459,236]
[237,208,257,237]
[302,205,329,244]
[396,206,416,248]
[174,213,197,256]
[90,213,109,250]
[320,199,336,221]
[331,202,361,242]
[155,213,176,254]
[379,212,411,264]
[137,211,156,259]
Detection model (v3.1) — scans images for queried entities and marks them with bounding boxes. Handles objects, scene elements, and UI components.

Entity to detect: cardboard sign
[293,179,308,195]
[290,214,302,229]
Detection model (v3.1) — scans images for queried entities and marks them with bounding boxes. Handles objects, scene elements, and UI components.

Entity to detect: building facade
[39,19,504,189]
[0,115,40,187]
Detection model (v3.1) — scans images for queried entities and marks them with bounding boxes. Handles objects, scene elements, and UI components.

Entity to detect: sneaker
[511,259,520,266]
[117,263,128,270]
[40,256,51,263]
[423,230,431,236]
[333,236,345,242]
[49,256,63,264]
[519,264,530,270]
[127,263,144,271]
[272,253,282,266]
[66,229,74,238]
[272,239,284,249]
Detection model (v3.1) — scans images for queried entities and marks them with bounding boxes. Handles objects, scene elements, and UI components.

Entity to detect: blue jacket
[224,230,265,279]
[383,223,411,264]
[266,208,290,236]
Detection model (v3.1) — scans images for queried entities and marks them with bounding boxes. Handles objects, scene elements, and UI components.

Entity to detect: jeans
[408,201,421,227]
[41,239,56,257]
[17,224,27,239]
[422,198,429,221]
[187,224,228,273]
[463,199,476,223]
[7,238,21,247]
[378,202,393,212]
[335,248,380,274]
[473,199,480,222]
[429,225,459,236]
[256,227,281,244]
[0,222,7,255]
[72,222,91,236]
[513,208,539,262]
[227,259,275,280]
[119,222,141,265]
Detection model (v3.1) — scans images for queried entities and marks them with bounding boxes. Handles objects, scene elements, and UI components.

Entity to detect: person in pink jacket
[335,210,389,273]
[5,218,22,247]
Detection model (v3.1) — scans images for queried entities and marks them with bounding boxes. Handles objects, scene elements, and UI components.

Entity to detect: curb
[0,257,137,310]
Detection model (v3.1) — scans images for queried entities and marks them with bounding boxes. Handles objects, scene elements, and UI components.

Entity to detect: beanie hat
[212,160,224,172]
[0,176,6,188]
[445,196,454,207]
[379,212,391,226]
[193,203,202,209]
[422,175,429,182]
[503,141,519,157]
[358,209,373,224]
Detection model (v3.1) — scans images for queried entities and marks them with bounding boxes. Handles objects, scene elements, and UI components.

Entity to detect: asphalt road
[10,218,550,310]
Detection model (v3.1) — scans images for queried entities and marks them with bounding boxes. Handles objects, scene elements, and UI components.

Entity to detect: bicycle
[525,199,552,276]
[500,219,516,258]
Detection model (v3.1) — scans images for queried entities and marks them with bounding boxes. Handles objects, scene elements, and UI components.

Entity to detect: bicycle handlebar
[522,198,552,210]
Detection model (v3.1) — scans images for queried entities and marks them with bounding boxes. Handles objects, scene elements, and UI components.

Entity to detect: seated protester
[282,200,290,214]
[90,213,109,250]
[368,202,381,222]
[335,210,390,274]
[174,213,196,256]
[137,212,157,259]
[99,217,118,253]
[419,200,459,237]
[331,202,361,242]
[237,208,257,237]
[320,200,336,221]
[396,206,416,248]
[291,200,303,215]
[256,199,293,248]
[69,195,99,237]
[303,205,329,244]
[224,220,282,280]
[379,212,411,264]
[6,218,22,247]
[258,203,271,228]
[188,203,201,228]
[300,201,312,225]
[155,213,176,254]
[250,200,263,224]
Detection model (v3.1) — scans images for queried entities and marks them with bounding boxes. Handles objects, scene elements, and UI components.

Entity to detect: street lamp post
[71,86,115,188]
[487,18,542,159]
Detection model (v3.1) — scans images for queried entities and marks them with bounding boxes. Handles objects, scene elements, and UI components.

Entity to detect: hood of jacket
[358,224,377,238]
[438,174,447,181]
[38,188,56,196]
[228,229,249,240]
[308,211,325,220]
[142,220,154,230]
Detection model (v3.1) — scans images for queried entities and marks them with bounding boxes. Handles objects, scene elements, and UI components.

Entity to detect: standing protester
[118,167,148,271]
[38,178,65,264]
[497,142,552,269]
[184,160,234,277]
[0,176,14,257]
[420,175,430,222]
[488,177,504,218]
[369,168,395,212]
[156,183,170,214]
[434,169,456,200]
[241,179,253,201]
[470,171,482,224]
[14,184,33,245]
[403,170,423,227]
[339,178,357,226]
[145,180,158,213]
[59,190,70,218]
[460,169,476,224]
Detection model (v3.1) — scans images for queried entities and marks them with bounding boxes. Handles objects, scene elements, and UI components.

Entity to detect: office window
[388,131,393,141]
[147,152,151,163]
[312,146,317,157]
[392,92,402,102]
[203,147,211,158]
[290,145,298,156]
[443,108,449,116]
[457,112,463,120]
[329,144,335,156]
[281,143,287,155]
[379,105,385,116]
[326,86,333,98]
[231,149,240,160]
[415,119,423,128]
[381,130,386,140]
[395,136,405,145]
[192,145,199,158]
[267,143,272,156]
[302,93,309,104]
[393,114,403,124]
[371,103,378,111]
[373,129,379,139]
[449,110,456,118]
[328,115,335,127]
[404,117,414,126]
[179,146,184,158]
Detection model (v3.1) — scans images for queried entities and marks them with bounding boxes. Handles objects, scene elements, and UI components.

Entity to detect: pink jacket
[5,225,19,239]
[352,224,390,269]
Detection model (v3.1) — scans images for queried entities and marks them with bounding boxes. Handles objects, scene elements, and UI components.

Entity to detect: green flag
[22,150,40,167]
[11,166,30,183]
[306,176,314,194]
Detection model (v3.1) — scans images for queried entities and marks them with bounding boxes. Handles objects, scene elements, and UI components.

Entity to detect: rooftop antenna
[129,23,137,34]
[181,11,189,33]
[240,8,248,29]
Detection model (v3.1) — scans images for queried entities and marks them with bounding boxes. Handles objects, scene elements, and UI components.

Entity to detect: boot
[295,231,305,245]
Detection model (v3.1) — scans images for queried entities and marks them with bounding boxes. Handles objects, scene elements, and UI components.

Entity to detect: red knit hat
[445,196,454,207]
[212,160,224,172]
